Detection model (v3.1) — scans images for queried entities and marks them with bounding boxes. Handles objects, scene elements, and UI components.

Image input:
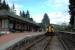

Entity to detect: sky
[6,0,70,24]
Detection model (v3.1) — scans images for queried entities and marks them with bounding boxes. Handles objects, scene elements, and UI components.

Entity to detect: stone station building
[0,10,40,34]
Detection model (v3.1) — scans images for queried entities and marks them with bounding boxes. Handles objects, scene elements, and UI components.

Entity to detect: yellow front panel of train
[48,26,52,32]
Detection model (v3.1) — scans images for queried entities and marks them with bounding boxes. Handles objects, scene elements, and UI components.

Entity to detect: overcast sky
[6,0,70,24]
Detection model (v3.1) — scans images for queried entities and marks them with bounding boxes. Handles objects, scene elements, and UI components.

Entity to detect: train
[45,24,55,36]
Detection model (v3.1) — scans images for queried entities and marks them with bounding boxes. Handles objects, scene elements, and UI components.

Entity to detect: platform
[0,32,45,50]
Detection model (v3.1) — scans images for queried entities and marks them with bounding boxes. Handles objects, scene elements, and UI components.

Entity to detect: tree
[11,4,16,13]
[12,4,15,12]
[26,10,30,18]
[42,13,50,31]
[20,10,22,16]
[69,15,74,25]
[0,0,2,9]
[69,0,75,26]
[20,11,26,18]
[1,0,6,9]
[22,11,26,17]
[6,4,10,10]
[69,0,75,5]
[0,0,10,10]
[42,13,50,27]
[0,0,1,4]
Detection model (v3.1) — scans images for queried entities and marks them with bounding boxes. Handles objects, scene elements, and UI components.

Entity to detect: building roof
[0,10,39,27]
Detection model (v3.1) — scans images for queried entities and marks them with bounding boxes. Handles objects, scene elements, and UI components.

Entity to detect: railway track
[6,33,67,50]
[24,36,65,50]
[10,32,75,50]
[17,35,50,50]
[18,35,66,50]
[27,36,52,50]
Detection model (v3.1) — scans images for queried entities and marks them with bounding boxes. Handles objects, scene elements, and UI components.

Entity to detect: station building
[0,10,40,34]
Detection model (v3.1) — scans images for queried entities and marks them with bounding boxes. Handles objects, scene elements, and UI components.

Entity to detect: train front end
[45,24,55,36]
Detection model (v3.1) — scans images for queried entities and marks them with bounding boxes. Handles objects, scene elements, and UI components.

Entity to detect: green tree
[1,0,7,9]
[42,13,50,31]
[12,4,15,10]
[0,0,1,4]
[22,11,26,18]
[69,0,75,26]
[0,0,10,10]
[11,4,16,13]
[42,13,50,27]
[19,10,34,21]
[20,11,26,18]
[0,0,2,9]
[26,10,30,18]
[6,4,10,10]
[69,5,74,26]
[20,10,22,16]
